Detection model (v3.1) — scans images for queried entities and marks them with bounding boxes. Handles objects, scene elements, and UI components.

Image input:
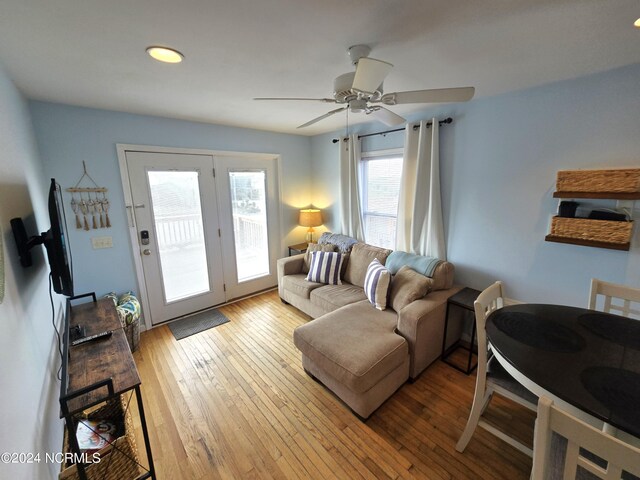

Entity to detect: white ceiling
[1,0,638,136]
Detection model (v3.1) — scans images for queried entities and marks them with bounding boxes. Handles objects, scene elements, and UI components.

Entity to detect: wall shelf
[544,234,630,251]
[553,191,640,200]
[546,168,638,251]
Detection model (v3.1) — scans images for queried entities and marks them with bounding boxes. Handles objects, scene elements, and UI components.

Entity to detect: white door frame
[116,144,284,330]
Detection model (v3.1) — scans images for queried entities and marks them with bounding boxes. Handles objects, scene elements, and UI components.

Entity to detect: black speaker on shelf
[558,201,579,218]
[588,210,627,222]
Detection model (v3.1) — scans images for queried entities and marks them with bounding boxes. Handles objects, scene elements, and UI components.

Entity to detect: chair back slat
[589,278,640,320]
[532,397,640,480]
[562,441,579,480]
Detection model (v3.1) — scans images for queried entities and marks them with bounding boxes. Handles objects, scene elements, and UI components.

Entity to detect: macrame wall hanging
[66,161,111,230]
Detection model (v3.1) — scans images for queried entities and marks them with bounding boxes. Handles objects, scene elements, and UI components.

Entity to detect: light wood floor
[130,290,534,479]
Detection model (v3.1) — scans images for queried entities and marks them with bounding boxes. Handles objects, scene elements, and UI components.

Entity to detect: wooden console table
[60,294,155,480]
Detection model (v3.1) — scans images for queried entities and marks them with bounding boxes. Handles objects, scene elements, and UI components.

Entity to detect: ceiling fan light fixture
[146,46,184,64]
[635,17,640,28]
[349,98,368,113]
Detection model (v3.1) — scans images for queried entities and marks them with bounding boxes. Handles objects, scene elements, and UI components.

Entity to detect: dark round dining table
[486,303,640,439]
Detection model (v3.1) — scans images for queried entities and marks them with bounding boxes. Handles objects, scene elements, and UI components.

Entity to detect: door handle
[142,249,152,256]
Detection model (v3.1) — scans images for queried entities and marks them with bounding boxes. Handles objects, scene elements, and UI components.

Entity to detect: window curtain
[395,118,446,259]
[339,134,365,240]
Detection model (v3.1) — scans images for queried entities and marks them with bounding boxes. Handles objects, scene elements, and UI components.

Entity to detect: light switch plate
[91,236,113,249]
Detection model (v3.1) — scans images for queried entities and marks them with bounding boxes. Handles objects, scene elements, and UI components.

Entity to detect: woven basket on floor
[549,217,633,245]
[59,396,140,480]
[556,169,640,193]
[124,320,140,352]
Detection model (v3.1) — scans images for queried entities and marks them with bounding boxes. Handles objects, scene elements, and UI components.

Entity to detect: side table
[288,242,308,256]
[441,287,480,375]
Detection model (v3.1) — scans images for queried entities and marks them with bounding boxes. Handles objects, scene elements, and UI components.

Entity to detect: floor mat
[168,308,230,340]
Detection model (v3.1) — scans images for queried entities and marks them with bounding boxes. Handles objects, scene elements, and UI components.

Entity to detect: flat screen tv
[11,178,74,296]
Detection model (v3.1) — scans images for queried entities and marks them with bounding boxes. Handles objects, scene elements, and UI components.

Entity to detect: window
[360,150,403,249]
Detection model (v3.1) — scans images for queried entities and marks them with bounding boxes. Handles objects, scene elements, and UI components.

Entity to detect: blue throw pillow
[364,259,391,310]
[306,251,344,285]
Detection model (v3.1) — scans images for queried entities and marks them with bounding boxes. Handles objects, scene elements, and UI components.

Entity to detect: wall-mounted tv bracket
[10,217,46,268]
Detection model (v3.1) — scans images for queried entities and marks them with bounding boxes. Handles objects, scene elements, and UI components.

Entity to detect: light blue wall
[29,102,313,298]
[311,63,640,306]
[0,63,63,479]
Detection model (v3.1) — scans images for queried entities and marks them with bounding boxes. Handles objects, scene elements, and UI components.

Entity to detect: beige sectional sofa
[277,233,462,419]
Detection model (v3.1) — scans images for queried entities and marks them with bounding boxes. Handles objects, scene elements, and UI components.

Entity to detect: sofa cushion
[310,284,367,312]
[306,251,344,285]
[344,243,392,288]
[302,243,337,274]
[293,301,407,393]
[282,274,324,299]
[364,259,392,310]
[389,265,433,312]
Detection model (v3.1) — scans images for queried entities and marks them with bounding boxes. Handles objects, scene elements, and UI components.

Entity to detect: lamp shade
[299,209,322,227]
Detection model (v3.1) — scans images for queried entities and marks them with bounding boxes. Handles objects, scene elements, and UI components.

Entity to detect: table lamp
[299,208,323,243]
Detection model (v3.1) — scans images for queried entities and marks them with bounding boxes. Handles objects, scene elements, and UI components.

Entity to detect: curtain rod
[331,117,452,143]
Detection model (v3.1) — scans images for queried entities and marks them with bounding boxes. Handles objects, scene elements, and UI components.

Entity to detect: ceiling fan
[254,45,475,129]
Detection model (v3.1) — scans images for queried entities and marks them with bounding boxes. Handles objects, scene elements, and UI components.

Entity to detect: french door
[126,152,225,324]
[123,149,279,325]
[215,156,280,299]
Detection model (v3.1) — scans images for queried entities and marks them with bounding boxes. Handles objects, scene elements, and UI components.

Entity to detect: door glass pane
[148,171,210,302]
[229,170,269,282]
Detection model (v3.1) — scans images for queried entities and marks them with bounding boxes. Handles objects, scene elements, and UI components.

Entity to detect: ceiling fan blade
[379,87,475,105]
[297,107,347,129]
[352,57,393,94]
[369,107,406,127]
[254,97,336,103]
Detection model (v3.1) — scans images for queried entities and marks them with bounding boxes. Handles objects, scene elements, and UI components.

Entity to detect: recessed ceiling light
[635,17,640,28]
[146,46,184,64]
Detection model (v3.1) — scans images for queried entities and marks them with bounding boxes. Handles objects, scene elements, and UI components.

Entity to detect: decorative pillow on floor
[306,251,344,285]
[103,291,141,327]
[117,292,141,326]
[389,265,433,312]
[364,258,392,310]
[105,292,119,306]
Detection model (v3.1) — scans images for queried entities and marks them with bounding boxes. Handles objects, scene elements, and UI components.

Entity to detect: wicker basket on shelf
[556,169,640,193]
[59,395,140,480]
[549,217,633,245]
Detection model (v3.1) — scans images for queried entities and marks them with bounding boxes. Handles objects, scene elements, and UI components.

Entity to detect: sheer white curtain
[396,118,446,259]
[339,134,365,240]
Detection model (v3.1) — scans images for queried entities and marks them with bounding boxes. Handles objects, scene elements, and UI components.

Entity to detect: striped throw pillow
[306,251,344,285]
[364,259,391,310]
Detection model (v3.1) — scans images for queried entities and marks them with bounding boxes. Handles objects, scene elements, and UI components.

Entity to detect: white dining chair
[456,281,538,456]
[531,396,640,480]
[588,278,640,320]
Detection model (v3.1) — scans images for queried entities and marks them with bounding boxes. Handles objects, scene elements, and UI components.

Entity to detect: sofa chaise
[277,233,462,418]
